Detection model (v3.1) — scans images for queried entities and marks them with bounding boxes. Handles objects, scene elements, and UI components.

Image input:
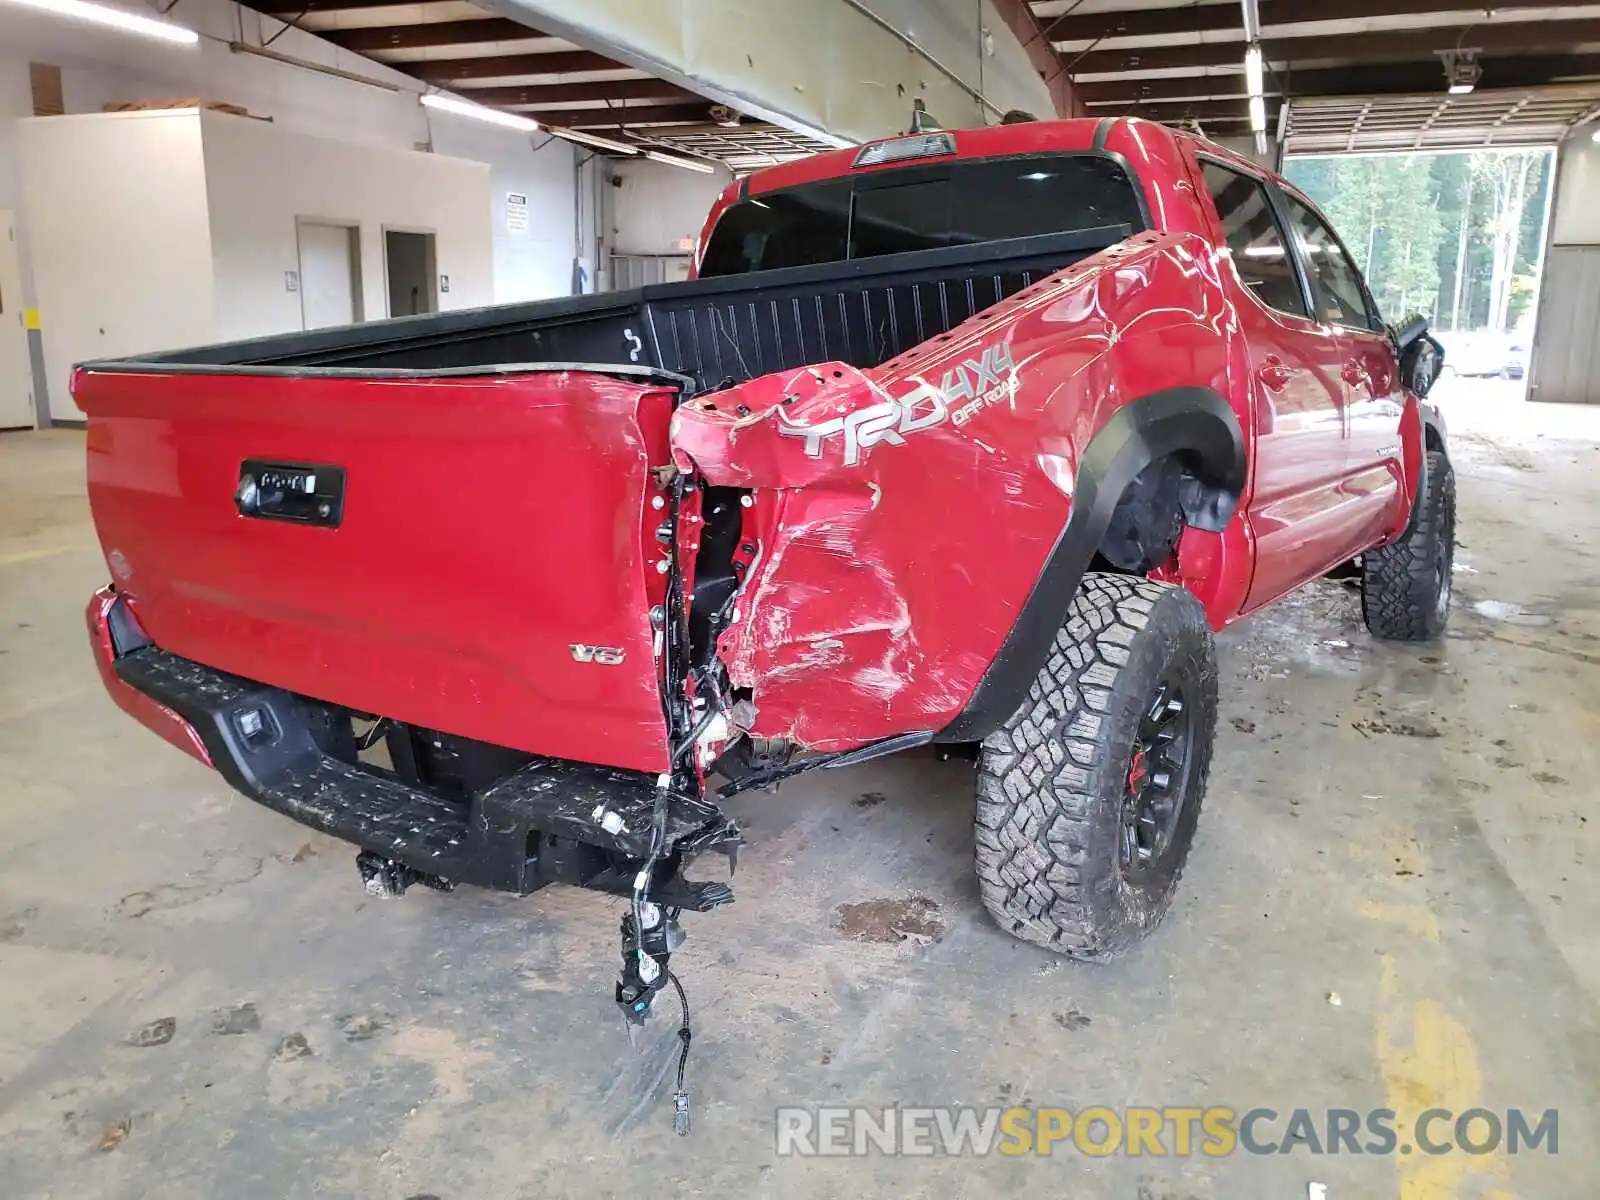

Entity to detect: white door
[297,221,361,330]
[0,212,35,430]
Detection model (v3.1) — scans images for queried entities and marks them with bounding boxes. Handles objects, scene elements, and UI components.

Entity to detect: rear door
[1278,193,1405,546]
[1195,159,1353,610]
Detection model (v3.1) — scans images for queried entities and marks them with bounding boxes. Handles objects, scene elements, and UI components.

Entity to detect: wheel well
[1098,451,1229,573]
[1424,423,1446,455]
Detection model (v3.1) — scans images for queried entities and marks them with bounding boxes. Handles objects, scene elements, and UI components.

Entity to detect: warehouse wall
[16,110,216,424]
[1530,129,1600,405]
[1549,132,1600,245]
[0,0,581,422]
[425,117,580,303]
[200,112,494,342]
[610,159,733,256]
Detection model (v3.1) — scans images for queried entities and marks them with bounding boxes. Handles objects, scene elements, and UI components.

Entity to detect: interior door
[297,221,361,331]
[1279,194,1406,547]
[0,212,36,430]
[1194,161,1352,611]
[384,229,437,318]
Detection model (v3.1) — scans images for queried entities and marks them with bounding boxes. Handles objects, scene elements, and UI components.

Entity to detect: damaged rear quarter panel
[670,231,1233,751]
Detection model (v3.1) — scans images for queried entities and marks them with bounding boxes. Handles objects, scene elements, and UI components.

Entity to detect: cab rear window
[699,154,1144,277]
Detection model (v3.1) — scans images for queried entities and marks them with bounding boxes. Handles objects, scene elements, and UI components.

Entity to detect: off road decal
[776,342,1017,466]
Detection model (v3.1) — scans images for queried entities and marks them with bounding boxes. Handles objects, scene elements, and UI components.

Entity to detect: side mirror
[1398,333,1445,398]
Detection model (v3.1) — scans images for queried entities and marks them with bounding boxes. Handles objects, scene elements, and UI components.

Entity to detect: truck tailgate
[76,366,680,773]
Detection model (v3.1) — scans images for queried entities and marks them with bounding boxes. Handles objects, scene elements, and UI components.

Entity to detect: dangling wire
[668,969,693,1136]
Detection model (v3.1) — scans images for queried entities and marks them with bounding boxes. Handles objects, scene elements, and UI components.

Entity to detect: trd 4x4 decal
[777,342,1017,466]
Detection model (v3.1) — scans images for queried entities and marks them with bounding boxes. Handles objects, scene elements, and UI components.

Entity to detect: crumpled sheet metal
[671,232,1232,751]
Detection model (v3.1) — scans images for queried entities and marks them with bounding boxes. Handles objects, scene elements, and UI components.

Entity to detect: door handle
[1257,356,1295,392]
[1341,360,1369,388]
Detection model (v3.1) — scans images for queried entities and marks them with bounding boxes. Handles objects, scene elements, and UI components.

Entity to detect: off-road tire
[975,575,1217,959]
[1361,450,1455,641]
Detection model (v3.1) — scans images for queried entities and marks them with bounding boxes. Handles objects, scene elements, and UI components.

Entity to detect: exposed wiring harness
[668,969,693,1135]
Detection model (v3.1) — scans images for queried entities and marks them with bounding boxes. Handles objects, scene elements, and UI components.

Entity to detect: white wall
[0,0,582,420]
[1528,126,1600,404]
[610,158,733,256]
[19,108,497,415]
[428,118,578,303]
[17,110,215,422]
[199,112,493,342]
[1550,130,1600,246]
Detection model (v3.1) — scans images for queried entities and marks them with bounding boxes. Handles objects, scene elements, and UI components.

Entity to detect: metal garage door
[1531,245,1600,405]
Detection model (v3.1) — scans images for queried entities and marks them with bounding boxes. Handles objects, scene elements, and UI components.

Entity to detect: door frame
[0,210,37,430]
[294,217,365,329]
[380,224,439,318]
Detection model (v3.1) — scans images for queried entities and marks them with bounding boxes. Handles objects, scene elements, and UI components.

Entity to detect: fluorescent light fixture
[1593,127,1600,143]
[420,92,539,132]
[1249,95,1267,133]
[1240,0,1261,42]
[546,126,639,155]
[644,149,716,174]
[5,0,198,43]
[1447,82,1475,95]
[1244,44,1265,100]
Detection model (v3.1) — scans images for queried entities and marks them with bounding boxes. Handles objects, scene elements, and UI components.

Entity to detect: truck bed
[73,221,1131,781]
[94,224,1129,390]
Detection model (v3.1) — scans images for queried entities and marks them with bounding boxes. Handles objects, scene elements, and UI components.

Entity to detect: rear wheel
[974,575,1217,959]
[1361,450,1455,641]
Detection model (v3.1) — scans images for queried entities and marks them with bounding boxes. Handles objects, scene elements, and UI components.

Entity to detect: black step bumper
[94,601,734,909]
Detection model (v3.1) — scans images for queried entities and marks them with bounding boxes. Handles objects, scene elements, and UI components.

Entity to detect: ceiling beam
[1042,0,1565,43]
[320,18,543,53]
[406,51,627,82]
[1063,19,1600,76]
[460,78,701,107]
[1077,55,1600,105]
[1116,99,1287,124]
[1169,120,1254,136]
[989,0,1082,115]
[521,103,711,127]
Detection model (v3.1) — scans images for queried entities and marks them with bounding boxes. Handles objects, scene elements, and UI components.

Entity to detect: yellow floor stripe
[1369,827,1515,1199]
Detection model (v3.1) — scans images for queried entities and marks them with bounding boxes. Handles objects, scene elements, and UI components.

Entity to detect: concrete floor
[2,379,1597,1198]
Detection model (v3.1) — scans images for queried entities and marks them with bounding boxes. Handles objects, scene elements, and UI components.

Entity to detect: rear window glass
[700,154,1144,276]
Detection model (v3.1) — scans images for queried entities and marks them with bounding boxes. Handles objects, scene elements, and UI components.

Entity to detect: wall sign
[506,192,529,234]
[284,270,299,293]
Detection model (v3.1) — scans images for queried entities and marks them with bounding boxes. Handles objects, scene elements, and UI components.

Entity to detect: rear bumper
[87,587,213,767]
[87,587,734,906]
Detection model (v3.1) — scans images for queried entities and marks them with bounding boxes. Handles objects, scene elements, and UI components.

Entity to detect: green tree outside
[1284,149,1551,334]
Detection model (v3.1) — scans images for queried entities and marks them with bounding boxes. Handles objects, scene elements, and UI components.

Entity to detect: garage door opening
[1285,148,1555,403]
[385,230,437,318]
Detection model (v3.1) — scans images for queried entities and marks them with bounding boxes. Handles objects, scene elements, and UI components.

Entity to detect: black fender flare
[1420,401,1449,459]
[938,386,1245,742]
[1392,401,1448,542]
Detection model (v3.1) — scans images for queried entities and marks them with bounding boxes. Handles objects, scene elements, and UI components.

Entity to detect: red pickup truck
[78,117,1450,1028]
